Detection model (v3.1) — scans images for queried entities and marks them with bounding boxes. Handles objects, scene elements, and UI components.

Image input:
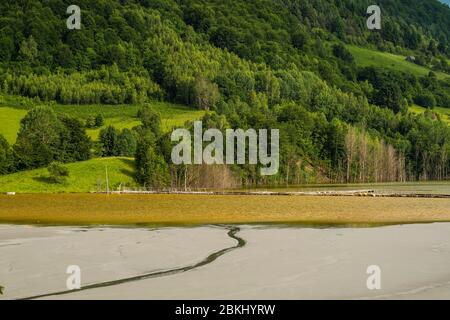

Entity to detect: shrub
[414,92,437,108]
[332,44,354,63]
[95,114,105,127]
[47,162,69,183]
[85,116,96,128]
[86,114,105,128]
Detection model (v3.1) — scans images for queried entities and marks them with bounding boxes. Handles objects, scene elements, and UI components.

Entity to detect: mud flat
[2,223,450,299]
[0,225,235,300]
[54,223,450,300]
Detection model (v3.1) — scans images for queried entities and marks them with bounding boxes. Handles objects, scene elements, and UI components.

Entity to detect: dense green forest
[0,0,450,188]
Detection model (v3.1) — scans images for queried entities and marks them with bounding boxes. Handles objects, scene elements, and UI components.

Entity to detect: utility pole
[105,165,110,195]
[184,166,187,191]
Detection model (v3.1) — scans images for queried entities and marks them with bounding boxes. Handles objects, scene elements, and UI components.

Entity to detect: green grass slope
[0,157,136,193]
[348,45,449,80]
[409,104,450,124]
[0,95,206,142]
[0,107,28,144]
[83,101,206,140]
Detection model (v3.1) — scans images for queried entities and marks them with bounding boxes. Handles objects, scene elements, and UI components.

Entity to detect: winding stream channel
[21,225,246,300]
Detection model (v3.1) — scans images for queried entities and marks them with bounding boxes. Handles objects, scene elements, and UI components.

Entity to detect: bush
[85,116,95,128]
[95,114,104,127]
[86,114,105,128]
[47,162,69,183]
[332,44,354,63]
[414,92,437,108]
[291,30,309,50]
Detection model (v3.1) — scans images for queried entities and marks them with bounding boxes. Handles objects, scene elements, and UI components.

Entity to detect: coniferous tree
[116,129,137,157]
[0,134,12,174]
[99,126,119,157]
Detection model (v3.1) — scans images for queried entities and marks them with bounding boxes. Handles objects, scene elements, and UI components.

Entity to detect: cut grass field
[0,157,136,193]
[347,45,449,80]
[0,94,205,142]
[0,193,449,226]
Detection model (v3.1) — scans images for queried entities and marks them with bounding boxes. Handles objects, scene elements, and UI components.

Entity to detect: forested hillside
[0,0,449,188]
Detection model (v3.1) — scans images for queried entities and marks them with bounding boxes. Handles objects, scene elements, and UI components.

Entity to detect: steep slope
[0,0,449,184]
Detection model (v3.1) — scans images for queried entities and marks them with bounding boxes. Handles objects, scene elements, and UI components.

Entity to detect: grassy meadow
[347,45,449,80]
[0,193,449,226]
[0,107,28,144]
[410,104,450,124]
[0,94,205,142]
[0,157,136,193]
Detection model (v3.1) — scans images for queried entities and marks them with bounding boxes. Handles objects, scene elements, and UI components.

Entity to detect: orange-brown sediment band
[0,194,449,225]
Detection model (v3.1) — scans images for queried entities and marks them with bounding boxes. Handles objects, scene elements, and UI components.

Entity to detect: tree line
[1,65,163,105]
[1,102,449,188]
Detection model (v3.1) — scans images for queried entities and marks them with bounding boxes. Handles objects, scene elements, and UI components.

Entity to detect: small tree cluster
[85,114,104,128]
[12,107,92,171]
[99,126,137,157]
